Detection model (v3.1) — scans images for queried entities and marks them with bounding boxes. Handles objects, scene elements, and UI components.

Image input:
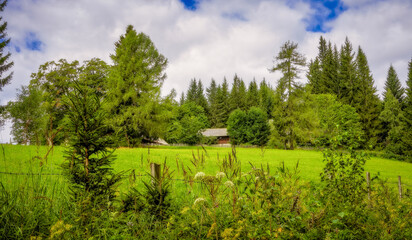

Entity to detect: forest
[4,26,412,162]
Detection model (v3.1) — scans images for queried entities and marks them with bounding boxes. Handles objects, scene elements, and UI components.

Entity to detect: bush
[227,107,270,146]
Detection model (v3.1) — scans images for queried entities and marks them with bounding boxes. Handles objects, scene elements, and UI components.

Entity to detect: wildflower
[194,197,206,206]
[215,172,226,179]
[255,176,259,181]
[194,172,206,180]
[224,180,235,188]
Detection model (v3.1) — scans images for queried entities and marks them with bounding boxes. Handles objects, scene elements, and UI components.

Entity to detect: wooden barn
[202,128,230,144]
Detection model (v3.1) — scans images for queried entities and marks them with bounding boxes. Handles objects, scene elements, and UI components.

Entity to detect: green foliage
[165,102,210,145]
[269,41,306,150]
[105,25,168,146]
[384,65,404,103]
[313,94,364,149]
[227,107,270,146]
[62,81,120,199]
[6,85,46,144]
[0,0,13,91]
[379,91,409,161]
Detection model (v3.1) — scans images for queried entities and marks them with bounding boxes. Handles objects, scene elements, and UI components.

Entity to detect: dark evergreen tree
[307,58,321,93]
[196,79,208,113]
[379,91,407,159]
[186,78,198,103]
[0,0,13,91]
[355,47,382,148]
[179,92,185,106]
[258,79,275,119]
[62,80,122,229]
[229,74,247,111]
[384,65,404,103]
[339,37,358,106]
[403,58,412,158]
[206,79,220,127]
[246,79,259,108]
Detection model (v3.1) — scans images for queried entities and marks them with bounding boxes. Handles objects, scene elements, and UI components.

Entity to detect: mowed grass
[1,144,411,190]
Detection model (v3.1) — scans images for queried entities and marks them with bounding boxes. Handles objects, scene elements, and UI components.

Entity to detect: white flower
[194,197,206,206]
[215,172,226,179]
[224,180,234,188]
[255,177,259,182]
[194,172,206,180]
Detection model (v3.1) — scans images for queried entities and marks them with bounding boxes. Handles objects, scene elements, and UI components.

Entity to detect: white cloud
[1,0,411,142]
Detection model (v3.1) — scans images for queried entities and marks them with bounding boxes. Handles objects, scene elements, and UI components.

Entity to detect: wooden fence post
[150,163,161,190]
[398,176,402,200]
[366,172,371,201]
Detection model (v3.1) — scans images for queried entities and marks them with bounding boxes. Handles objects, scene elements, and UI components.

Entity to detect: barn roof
[202,128,228,137]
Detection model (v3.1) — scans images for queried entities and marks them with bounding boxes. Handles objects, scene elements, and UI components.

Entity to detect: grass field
[1,144,411,189]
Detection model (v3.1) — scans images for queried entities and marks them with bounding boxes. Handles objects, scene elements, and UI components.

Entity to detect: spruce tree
[384,65,404,103]
[62,80,121,229]
[246,79,259,108]
[186,78,198,103]
[403,58,412,158]
[379,91,407,159]
[259,79,275,119]
[355,47,381,147]
[0,0,13,91]
[196,79,208,113]
[307,58,321,93]
[339,37,358,106]
[229,74,247,111]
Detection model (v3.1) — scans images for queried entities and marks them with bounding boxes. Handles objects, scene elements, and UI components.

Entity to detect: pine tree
[384,65,404,103]
[179,92,185,106]
[379,91,407,158]
[259,79,275,118]
[0,0,13,91]
[186,78,198,103]
[403,58,412,158]
[62,80,121,228]
[307,58,321,93]
[355,47,381,148]
[246,79,259,109]
[270,41,306,149]
[196,79,208,113]
[229,74,247,111]
[339,37,358,106]
[106,25,168,146]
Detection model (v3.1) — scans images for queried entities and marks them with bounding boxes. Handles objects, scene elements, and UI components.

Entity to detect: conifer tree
[259,79,275,118]
[229,75,247,111]
[355,47,381,147]
[195,79,208,113]
[379,91,407,158]
[246,79,259,108]
[403,58,412,158]
[270,41,306,149]
[106,25,168,146]
[384,65,404,103]
[339,37,358,106]
[186,78,198,103]
[62,80,121,222]
[179,92,185,106]
[0,0,13,91]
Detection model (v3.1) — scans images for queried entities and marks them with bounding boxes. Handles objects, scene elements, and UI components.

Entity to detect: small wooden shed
[202,128,230,144]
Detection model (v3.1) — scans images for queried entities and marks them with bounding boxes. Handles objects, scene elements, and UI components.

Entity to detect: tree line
[2,24,412,161]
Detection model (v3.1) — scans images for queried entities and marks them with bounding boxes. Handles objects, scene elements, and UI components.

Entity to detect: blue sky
[179,0,348,33]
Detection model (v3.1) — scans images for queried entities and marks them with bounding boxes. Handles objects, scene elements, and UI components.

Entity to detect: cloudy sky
[1,0,412,142]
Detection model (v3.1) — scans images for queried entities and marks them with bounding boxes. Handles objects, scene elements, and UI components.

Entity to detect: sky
[1,0,412,142]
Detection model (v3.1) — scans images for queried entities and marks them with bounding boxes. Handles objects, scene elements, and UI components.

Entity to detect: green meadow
[1,144,411,189]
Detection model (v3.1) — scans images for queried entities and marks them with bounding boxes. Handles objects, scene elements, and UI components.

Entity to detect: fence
[0,165,409,200]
